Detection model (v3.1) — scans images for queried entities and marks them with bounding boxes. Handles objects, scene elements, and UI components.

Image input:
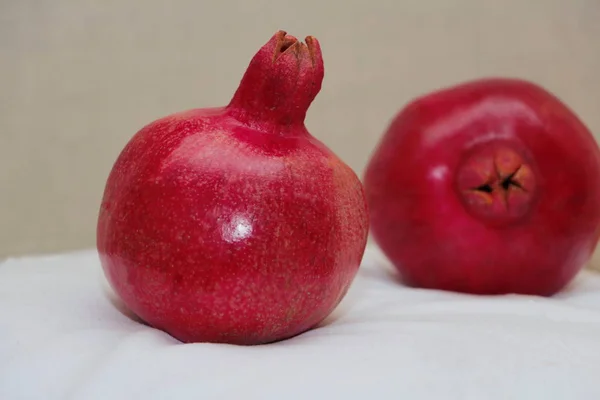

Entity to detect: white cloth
[2,245,600,400]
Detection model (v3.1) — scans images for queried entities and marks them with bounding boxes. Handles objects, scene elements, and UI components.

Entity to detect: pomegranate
[97,31,369,345]
[365,78,600,296]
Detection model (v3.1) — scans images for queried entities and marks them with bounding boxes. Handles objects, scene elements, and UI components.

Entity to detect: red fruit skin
[365,78,600,296]
[97,32,369,345]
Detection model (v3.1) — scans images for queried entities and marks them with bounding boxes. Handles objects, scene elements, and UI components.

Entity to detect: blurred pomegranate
[365,78,600,295]
[97,31,369,344]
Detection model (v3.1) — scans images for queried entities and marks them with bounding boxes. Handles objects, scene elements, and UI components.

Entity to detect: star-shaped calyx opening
[457,145,536,220]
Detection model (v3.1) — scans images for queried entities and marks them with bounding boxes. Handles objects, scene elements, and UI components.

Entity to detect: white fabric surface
[2,246,600,400]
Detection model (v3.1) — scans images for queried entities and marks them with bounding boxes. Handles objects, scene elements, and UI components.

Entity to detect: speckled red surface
[365,78,600,296]
[97,31,369,345]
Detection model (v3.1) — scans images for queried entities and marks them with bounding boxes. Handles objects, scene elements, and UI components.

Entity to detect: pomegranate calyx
[226,30,324,130]
[456,144,537,223]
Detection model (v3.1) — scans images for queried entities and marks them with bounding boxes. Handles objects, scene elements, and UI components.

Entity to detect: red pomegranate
[365,78,600,296]
[97,31,369,345]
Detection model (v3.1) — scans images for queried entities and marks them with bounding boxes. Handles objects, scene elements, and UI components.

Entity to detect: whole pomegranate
[365,78,600,296]
[97,31,369,345]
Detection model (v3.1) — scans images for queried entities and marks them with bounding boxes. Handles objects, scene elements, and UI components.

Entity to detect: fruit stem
[226,31,324,131]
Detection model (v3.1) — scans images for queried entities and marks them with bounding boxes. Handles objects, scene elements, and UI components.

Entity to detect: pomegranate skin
[365,78,600,296]
[97,32,369,345]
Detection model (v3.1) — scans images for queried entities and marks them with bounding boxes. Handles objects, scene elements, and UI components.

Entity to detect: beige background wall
[2,0,600,261]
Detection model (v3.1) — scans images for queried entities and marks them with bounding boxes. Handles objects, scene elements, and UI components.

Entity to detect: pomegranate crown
[227,30,325,129]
